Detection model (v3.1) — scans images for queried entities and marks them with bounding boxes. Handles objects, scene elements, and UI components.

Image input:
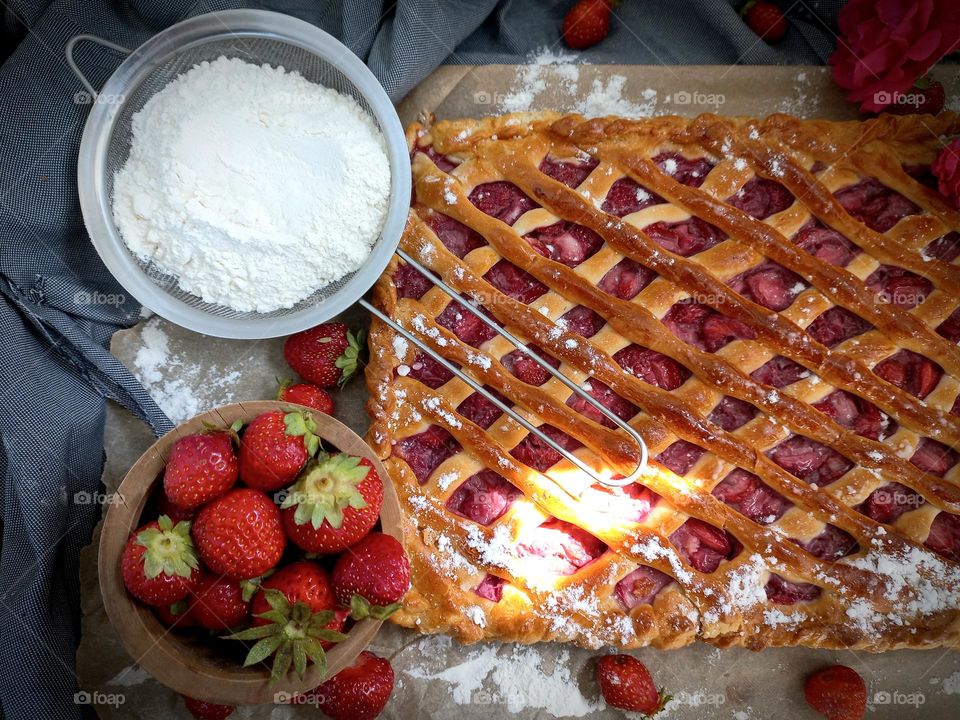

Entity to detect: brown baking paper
[78,64,960,719]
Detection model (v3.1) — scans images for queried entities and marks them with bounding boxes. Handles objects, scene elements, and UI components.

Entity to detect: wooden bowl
[98,401,401,705]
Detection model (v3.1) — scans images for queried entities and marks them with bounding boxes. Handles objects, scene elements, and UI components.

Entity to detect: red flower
[829,0,960,112]
[932,138,960,209]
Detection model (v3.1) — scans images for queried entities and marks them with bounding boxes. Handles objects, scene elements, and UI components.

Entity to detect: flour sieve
[68,10,410,339]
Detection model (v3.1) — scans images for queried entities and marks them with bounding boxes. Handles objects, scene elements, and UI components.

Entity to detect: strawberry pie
[366,111,960,651]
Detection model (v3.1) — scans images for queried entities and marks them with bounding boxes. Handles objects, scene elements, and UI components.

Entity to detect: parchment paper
[78,65,960,719]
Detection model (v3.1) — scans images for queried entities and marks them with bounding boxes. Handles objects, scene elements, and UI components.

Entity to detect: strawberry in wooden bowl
[98,401,404,707]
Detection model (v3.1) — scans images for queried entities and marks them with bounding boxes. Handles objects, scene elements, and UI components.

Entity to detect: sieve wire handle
[65,34,132,99]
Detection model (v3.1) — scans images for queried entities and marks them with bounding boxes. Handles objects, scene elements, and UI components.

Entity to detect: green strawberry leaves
[136,515,199,580]
[348,593,401,622]
[280,454,370,530]
[283,411,322,457]
[334,328,366,388]
[223,589,346,684]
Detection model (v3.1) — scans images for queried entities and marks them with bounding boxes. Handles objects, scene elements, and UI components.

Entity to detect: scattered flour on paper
[132,320,241,423]
[404,642,601,717]
[942,671,960,694]
[499,47,657,118]
[773,70,822,117]
[106,664,151,687]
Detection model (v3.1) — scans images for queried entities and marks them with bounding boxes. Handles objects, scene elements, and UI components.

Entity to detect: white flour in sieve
[112,56,390,313]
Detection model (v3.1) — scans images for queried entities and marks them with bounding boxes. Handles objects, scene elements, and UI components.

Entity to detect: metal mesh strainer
[69,10,410,339]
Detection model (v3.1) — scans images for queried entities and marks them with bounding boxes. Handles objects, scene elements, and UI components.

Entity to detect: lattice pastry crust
[366,111,960,651]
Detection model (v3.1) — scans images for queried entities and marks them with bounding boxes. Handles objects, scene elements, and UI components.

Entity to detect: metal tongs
[360,249,648,489]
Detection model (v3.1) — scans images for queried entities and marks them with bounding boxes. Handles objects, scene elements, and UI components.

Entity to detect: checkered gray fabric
[0,1,842,717]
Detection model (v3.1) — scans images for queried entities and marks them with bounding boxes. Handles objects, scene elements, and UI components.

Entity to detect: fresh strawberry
[742,0,787,42]
[190,574,249,631]
[804,665,866,720]
[283,323,364,388]
[163,431,239,511]
[192,488,285,579]
[182,695,234,720]
[120,515,200,606]
[303,650,394,720]
[595,654,670,715]
[153,597,197,628]
[226,561,348,682]
[562,0,613,50]
[281,454,383,553]
[332,532,410,621]
[882,77,945,116]
[238,410,319,492]
[277,379,335,415]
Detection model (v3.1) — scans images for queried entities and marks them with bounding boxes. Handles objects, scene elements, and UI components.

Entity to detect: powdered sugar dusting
[131,320,240,423]
[498,47,657,118]
[404,642,601,717]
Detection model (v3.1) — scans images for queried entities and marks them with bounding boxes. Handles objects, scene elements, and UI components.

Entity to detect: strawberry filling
[707,396,758,431]
[643,217,725,257]
[669,518,740,573]
[936,307,960,343]
[405,352,454,388]
[566,379,638,428]
[791,221,859,267]
[614,345,691,390]
[768,435,853,486]
[712,468,792,525]
[516,518,607,575]
[559,305,606,338]
[873,349,943,399]
[727,261,807,311]
[469,181,537,225]
[657,440,706,476]
[598,257,657,300]
[910,437,959,476]
[865,264,932,310]
[834,178,920,232]
[727,177,794,220]
[654,152,715,187]
[510,424,581,472]
[765,574,822,604]
[813,390,893,440]
[456,387,508,429]
[793,524,859,561]
[483,259,548,304]
[539,155,599,187]
[435,303,498,347]
[591,481,660,523]
[415,144,459,173]
[601,177,664,216]
[473,573,507,602]
[446,469,522,525]
[614,565,673,610]
[524,221,604,267]
[662,301,757,352]
[924,512,960,562]
[750,355,810,387]
[425,212,486,258]
[924,231,960,262]
[501,344,560,386]
[392,425,460,484]
[953,395,960,417]
[857,482,925,524]
[806,306,873,347]
[393,262,432,300]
